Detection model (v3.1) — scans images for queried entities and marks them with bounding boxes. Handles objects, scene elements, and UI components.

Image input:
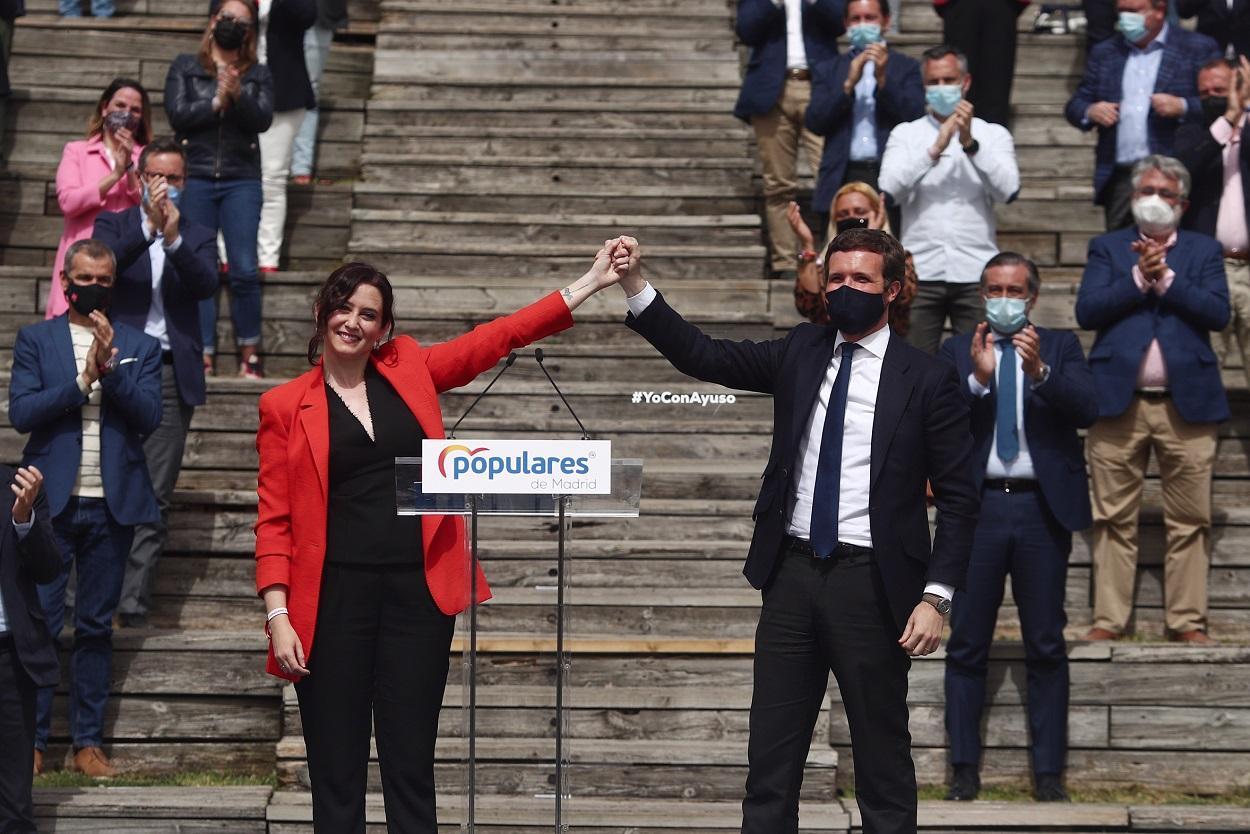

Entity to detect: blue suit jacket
[805,47,924,212]
[9,316,163,525]
[627,292,979,633]
[0,465,60,688]
[1075,227,1230,423]
[939,328,1098,533]
[733,0,845,122]
[93,206,219,407]
[1064,28,1221,204]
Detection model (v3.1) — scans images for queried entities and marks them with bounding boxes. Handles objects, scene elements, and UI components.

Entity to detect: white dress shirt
[780,0,815,70]
[141,213,183,352]
[878,114,1020,284]
[625,283,953,601]
[967,341,1037,480]
[849,50,880,161]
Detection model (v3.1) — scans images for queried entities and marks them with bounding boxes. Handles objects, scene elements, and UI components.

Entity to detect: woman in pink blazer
[45,78,151,318]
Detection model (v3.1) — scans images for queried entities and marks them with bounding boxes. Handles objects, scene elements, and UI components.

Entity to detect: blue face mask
[926,84,962,117]
[1117,11,1148,43]
[984,297,1029,336]
[848,23,882,50]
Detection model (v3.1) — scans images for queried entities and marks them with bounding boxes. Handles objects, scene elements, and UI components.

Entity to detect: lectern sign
[421,439,612,494]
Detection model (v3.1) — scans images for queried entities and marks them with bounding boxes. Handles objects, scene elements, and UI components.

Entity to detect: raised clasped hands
[970,322,996,386]
[82,310,118,385]
[1131,239,1169,285]
[1013,324,1044,381]
[609,236,643,295]
[934,100,974,155]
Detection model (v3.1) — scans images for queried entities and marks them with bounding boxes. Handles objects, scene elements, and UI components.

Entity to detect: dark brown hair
[308,263,396,364]
[198,0,259,76]
[87,78,152,146]
[138,136,186,174]
[822,228,906,288]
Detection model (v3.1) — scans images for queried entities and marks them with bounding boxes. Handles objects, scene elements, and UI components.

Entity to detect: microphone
[448,351,518,439]
[534,348,591,440]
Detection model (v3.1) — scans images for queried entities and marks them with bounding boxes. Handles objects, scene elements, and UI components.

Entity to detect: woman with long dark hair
[46,77,150,318]
[165,0,273,378]
[254,245,625,832]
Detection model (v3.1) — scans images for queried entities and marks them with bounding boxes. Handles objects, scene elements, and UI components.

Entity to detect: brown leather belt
[785,68,812,81]
[1225,249,1250,262]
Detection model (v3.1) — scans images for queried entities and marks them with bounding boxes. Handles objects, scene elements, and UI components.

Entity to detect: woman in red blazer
[254,247,625,832]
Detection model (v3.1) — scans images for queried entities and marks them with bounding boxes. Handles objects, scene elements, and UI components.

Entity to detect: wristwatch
[797,249,818,265]
[922,592,952,616]
[961,138,980,156]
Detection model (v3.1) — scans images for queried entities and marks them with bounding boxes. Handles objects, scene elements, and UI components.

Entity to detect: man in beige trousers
[1075,155,1230,645]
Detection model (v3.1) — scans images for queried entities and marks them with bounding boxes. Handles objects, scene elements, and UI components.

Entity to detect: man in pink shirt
[1176,56,1250,385]
[1075,154,1230,645]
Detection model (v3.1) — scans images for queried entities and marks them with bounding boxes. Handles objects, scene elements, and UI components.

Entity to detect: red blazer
[254,292,575,681]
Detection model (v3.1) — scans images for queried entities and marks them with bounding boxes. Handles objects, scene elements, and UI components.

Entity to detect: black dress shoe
[1034,773,1069,802]
[946,764,980,801]
[117,612,148,629]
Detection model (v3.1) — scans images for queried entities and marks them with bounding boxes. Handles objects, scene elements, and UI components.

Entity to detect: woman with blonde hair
[788,180,918,334]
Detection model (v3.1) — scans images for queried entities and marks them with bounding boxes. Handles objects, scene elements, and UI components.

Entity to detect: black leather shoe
[946,764,980,801]
[117,612,148,629]
[1035,773,1070,802]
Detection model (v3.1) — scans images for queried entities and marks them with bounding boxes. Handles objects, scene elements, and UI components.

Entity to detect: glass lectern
[396,456,643,832]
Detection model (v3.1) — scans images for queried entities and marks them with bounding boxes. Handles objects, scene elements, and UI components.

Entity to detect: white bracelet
[266,607,289,622]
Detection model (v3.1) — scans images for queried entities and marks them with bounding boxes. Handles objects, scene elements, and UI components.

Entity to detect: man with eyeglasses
[9,238,163,778]
[93,137,218,630]
[938,253,1098,803]
[1075,154,1230,645]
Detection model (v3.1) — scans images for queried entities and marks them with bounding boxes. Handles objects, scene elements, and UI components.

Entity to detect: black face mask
[212,16,248,50]
[66,282,111,317]
[1202,96,1230,125]
[835,216,870,235]
[824,285,887,334]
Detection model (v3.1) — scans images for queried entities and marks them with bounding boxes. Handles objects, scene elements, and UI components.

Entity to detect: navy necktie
[996,342,1019,462]
[810,342,858,559]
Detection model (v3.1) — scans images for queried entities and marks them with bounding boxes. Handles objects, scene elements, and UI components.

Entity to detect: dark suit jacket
[805,46,925,213]
[0,466,60,689]
[9,317,163,525]
[1064,27,1221,203]
[627,292,979,634]
[939,328,1098,533]
[210,0,316,111]
[1175,116,1250,239]
[733,0,844,122]
[1075,227,1230,423]
[1179,0,1250,59]
[94,206,219,407]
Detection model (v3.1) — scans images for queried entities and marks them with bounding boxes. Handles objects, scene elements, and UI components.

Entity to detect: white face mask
[1131,194,1182,236]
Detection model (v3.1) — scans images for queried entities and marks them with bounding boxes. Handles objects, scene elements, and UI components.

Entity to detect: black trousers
[942,0,1020,127]
[0,636,37,834]
[1103,165,1137,232]
[743,550,916,834]
[843,160,902,239]
[945,488,1072,777]
[295,562,455,834]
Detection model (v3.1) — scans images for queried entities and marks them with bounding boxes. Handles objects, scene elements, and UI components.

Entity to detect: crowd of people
[0,0,1247,832]
[739,0,1244,813]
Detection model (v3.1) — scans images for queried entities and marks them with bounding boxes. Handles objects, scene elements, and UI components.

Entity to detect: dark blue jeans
[35,497,133,751]
[944,487,1072,777]
[181,176,263,353]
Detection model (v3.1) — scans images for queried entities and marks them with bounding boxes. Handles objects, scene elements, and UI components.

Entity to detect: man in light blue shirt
[1065,0,1220,229]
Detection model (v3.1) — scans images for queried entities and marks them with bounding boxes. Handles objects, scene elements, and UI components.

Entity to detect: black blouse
[325,364,425,565]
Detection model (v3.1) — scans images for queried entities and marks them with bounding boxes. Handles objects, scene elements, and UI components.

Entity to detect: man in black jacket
[614,231,978,834]
[1175,56,1250,385]
[0,464,61,832]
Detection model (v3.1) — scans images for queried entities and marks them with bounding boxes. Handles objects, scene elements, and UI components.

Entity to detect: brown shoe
[32,749,42,777]
[72,746,117,778]
[1170,629,1216,645]
[1083,627,1121,641]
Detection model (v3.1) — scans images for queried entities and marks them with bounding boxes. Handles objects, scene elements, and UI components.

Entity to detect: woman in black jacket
[165,0,274,378]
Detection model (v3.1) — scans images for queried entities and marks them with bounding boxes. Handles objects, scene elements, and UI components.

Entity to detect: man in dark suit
[938,253,1099,804]
[613,230,978,834]
[1179,0,1250,60]
[9,238,162,778]
[805,0,923,231]
[0,464,60,832]
[94,137,217,629]
[1075,154,1229,644]
[1175,58,1250,387]
[1065,0,1220,230]
[735,0,844,278]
